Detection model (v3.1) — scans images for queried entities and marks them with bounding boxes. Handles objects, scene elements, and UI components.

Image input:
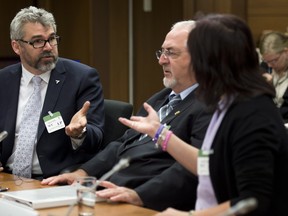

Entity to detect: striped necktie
[158,94,182,122]
[139,94,181,141]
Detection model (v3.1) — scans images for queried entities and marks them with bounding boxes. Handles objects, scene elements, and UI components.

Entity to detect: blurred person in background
[259,31,288,122]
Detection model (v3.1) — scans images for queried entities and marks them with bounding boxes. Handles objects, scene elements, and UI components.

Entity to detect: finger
[65,126,72,135]
[41,176,64,185]
[65,124,83,137]
[79,101,90,116]
[109,193,127,202]
[143,102,153,112]
[98,180,117,189]
[65,126,80,137]
[130,116,142,121]
[118,117,132,127]
[41,177,54,185]
[96,188,120,198]
[143,102,158,117]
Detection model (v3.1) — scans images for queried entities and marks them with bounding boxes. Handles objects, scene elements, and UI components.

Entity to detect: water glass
[75,176,97,188]
[77,187,96,216]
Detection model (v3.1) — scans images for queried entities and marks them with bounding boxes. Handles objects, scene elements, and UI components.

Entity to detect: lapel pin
[55,80,60,84]
[174,111,181,115]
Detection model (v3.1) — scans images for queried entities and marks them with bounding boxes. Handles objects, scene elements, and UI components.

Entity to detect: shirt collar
[21,65,51,85]
[170,83,199,100]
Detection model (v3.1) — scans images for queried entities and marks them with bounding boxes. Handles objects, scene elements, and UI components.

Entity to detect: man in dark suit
[42,20,211,211]
[0,6,104,179]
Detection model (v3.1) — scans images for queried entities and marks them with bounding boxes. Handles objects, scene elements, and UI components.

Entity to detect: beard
[35,52,58,72]
[163,76,177,89]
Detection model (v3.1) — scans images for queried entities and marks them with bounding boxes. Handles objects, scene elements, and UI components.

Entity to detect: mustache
[39,52,55,59]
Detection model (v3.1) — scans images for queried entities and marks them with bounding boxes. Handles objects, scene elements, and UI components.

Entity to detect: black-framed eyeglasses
[16,35,60,49]
[155,49,181,60]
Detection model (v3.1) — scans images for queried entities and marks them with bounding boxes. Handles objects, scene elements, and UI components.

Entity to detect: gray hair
[10,6,57,40]
[259,31,288,55]
[171,20,195,32]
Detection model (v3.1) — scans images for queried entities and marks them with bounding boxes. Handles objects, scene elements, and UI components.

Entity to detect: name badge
[43,111,65,133]
[197,149,213,176]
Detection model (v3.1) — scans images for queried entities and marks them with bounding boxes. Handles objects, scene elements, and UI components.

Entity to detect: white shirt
[7,66,50,175]
[272,70,288,107]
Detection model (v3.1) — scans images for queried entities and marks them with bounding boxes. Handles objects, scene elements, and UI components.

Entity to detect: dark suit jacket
[280,87,288,122]
[0,58,105,178]
[80,87,212,211]
[209,95,288,216]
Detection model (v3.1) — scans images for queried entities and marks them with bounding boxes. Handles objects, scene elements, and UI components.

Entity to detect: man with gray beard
[42,20,212,211]
[0,6,104,179]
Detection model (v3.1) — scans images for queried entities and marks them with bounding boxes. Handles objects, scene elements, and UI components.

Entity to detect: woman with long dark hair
[119,14,288,216]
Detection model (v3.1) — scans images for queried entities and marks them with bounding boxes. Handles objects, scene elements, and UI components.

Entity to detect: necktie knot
[158,94,182,122]
[32,76,42,86]
[168,94,181,108]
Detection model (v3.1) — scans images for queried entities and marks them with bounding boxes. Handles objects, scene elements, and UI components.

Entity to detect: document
[0,198,39,216]
[0,185,105,209]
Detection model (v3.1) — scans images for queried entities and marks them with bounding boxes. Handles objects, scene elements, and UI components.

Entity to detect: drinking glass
[77,187,96,216]
[75,176,97,216]
[75,176,97,188]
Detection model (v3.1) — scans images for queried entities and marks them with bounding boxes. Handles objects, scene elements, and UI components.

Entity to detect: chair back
[60,99,133,174]
[102,99,133,147]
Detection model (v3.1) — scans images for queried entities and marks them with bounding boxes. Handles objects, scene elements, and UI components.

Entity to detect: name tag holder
[197,149,213,176]
[43,111,65,133]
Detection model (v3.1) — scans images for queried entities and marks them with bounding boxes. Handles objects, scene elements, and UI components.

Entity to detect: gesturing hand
[65,101,90,138]
[118,102,161,138]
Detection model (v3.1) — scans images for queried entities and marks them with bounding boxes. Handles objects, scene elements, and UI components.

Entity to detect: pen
[0,187,9,192]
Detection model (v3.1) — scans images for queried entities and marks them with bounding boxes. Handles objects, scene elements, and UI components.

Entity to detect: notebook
[0,185,105,209]
[0,198,39,216]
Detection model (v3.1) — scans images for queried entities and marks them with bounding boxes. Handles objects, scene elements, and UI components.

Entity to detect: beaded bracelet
[161,130,173,151]
[155,127,167,147]
[152,124,165,148]
[152,124,164,142]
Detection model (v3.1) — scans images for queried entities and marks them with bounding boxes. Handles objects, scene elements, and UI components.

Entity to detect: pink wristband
[162,131,173,151]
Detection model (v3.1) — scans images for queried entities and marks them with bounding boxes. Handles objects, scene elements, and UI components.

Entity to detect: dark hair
[188,14,275,110]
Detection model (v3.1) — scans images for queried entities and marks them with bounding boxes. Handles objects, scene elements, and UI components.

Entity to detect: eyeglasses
[0,175,35,186]
[155,49,181,60]
[16,35,60,49]
[262,52,282,65]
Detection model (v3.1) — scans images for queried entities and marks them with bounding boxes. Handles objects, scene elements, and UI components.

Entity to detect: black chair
[102,99,133,147]
[60,99,133,174]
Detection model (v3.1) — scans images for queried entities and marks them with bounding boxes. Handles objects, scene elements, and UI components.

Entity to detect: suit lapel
[162,91,196,124]
[4,66,22,156]
[119,94,169,153]
[120,91,197,153]
[38,61,66,139]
